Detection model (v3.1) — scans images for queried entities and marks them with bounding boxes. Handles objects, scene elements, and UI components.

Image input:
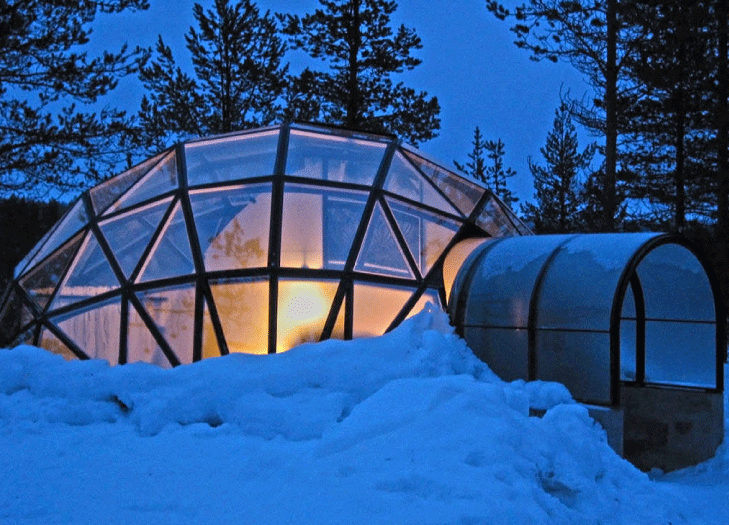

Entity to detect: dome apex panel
[5,123,526,363]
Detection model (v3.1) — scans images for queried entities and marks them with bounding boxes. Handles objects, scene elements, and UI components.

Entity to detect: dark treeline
[0,197,66,298]
[2,0,729,318]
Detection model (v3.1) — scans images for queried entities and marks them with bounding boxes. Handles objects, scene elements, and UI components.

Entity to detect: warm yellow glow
[211,279,269,355]
[276,280,337,353]
[442,238,491,304]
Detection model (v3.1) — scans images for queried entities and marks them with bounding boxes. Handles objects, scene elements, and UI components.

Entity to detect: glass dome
[0,123,528,366]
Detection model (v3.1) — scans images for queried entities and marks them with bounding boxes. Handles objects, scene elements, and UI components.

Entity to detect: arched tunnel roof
[447,233,725,406]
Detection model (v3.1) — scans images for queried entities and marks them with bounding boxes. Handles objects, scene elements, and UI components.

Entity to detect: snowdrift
[0,306,717,524]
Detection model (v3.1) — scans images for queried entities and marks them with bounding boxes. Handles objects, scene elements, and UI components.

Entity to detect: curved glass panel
[535,330,612,404]
[190,184,271,271]
[637,244,715,322]
[286,130,386,185]
[185,130,279,186]
[644,321,715,388]
[442,238,490,305]
[463,326,528,382]
[537,234,658,331]
[462,235,565,328]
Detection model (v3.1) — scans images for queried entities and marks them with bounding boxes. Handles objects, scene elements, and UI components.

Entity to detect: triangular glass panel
[321,192,367,269]
[355,203,414,279]
[201,298,221,360]
[421,217,461,277]
[20,233,83,311]
[92,150,169,216]
[391,207,422,273]
[384,152,461,216]
[352,282,413,338]
[190,184,271,271]
[107,150,178,213]
[127,301,173,368]
[53,297,121,363]
[39,328,78,361]
[99,198,172,279]
[384,197,461,277]
[136,284,195,365]
[22,199,89,276]
[12,323,38,348]
[50,231,120,311]
[137,201,195,282]
[402,149,485,217]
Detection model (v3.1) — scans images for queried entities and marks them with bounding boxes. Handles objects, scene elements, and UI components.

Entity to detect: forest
[1,0,728,316]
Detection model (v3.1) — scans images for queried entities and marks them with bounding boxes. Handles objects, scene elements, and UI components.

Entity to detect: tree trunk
[604,0,618,231]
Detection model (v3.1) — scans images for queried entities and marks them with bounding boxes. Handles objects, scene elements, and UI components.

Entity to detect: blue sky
[94,0,593,203]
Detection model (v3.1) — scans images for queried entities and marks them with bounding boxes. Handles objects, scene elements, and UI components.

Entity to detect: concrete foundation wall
[621,384,724,473]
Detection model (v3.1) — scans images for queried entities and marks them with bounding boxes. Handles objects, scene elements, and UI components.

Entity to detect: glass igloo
[0,123,528,366]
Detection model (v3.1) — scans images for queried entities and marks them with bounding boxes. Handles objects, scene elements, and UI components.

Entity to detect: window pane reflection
[190,184,271,271]
[645,321,715,388]
[127,303,173,368]
[281,185,366,269]
[137,284,195,365]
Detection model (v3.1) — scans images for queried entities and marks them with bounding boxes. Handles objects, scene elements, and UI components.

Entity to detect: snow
[1,305,727,524]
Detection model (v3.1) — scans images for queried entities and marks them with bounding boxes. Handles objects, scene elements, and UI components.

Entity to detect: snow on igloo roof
[2,122,529,365]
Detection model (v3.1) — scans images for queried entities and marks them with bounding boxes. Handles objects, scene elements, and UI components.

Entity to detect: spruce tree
[484,138,518,208]
[279,0,440,145]
[486,0,643,230]
[136,0,288,154]
[0,0,149,198]
[454,127,488,185]
[521,103,594,233]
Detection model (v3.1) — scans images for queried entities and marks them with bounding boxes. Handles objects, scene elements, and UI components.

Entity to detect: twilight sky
[94,0,592,203]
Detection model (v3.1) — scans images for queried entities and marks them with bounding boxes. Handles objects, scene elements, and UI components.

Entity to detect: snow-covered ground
[1,306,727,524]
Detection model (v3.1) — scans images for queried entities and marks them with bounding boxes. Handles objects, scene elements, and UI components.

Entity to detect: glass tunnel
[0,123,529,365]
[446,233,725,406]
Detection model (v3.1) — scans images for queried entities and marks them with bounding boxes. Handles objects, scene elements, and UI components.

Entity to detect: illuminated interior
[0,123,529,367]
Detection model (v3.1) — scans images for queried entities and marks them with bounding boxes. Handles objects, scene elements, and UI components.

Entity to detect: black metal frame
[4,122,518,365]
[450,233,725,407]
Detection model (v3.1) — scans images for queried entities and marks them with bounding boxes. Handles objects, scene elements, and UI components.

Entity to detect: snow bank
[0,306,710,524]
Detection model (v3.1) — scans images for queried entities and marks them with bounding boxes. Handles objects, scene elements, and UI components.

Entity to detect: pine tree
[486,0,644,231]
[0,0,149,198]
[136,0,288,154]
[279,0,440,145]
[453,126,488,185]
[521,104,595,233]
[484,138,518,208]
[620,1,716,230]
